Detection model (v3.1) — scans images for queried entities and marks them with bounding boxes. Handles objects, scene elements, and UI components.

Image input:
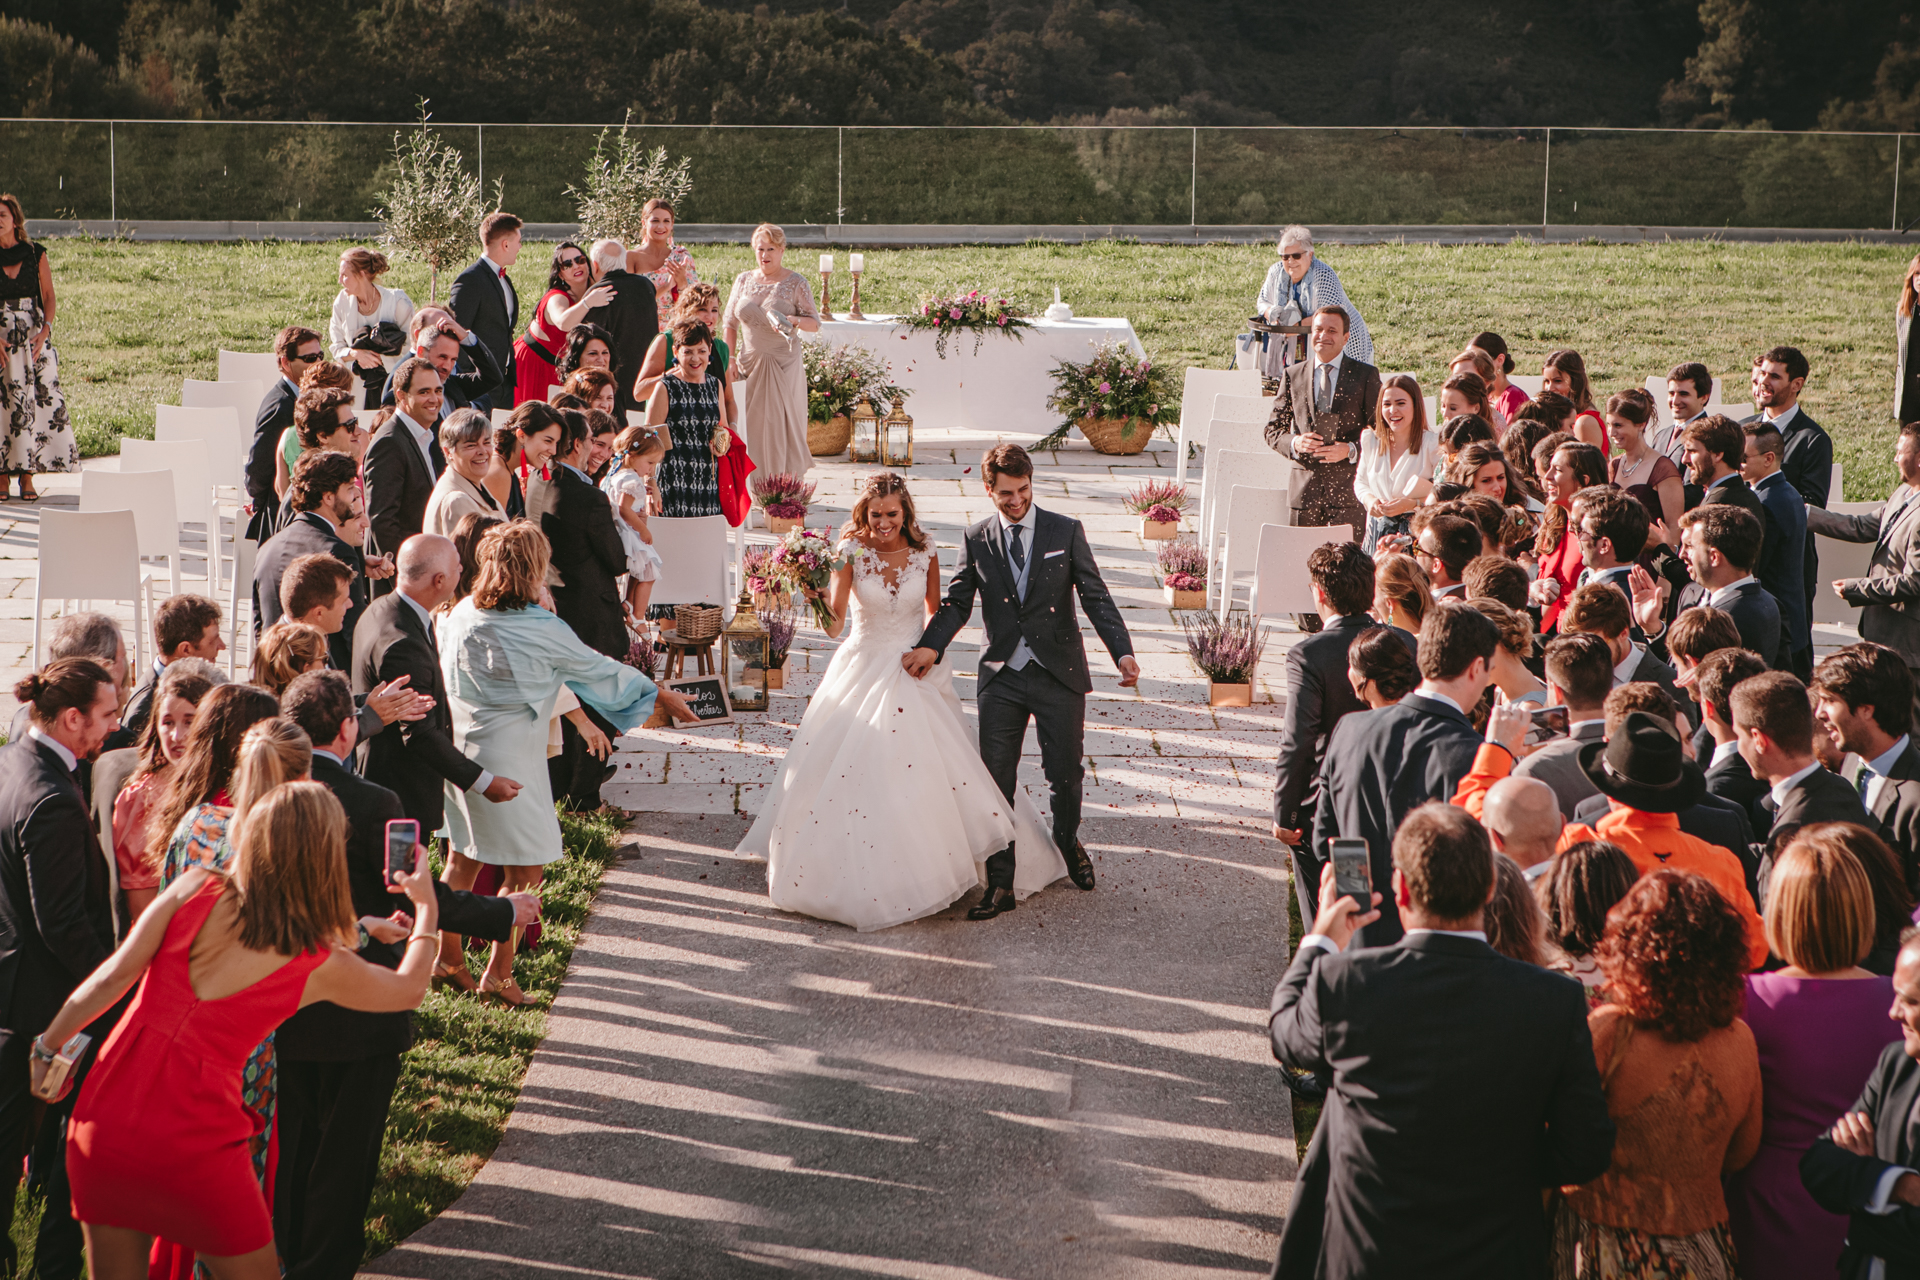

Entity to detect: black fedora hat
[1576,710,1706,814]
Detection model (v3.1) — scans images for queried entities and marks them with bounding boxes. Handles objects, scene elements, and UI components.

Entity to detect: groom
[907,443,1140,920]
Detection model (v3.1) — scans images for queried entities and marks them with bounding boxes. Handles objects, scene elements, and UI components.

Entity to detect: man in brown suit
[1265,304,1382,630]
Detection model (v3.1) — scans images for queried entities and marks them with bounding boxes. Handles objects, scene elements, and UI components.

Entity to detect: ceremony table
[811,315,1147,435]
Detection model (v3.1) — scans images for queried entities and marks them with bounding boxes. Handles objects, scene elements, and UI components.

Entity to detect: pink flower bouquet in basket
[770,527,850,631]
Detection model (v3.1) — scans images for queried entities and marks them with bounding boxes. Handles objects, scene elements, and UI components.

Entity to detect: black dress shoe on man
[967,886,1016,920]
[1064,840,1097,890]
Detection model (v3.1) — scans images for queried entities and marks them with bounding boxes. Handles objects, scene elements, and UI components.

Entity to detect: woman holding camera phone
[36,782,440,1280]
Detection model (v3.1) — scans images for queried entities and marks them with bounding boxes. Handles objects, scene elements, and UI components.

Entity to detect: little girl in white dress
[602,426,666,620]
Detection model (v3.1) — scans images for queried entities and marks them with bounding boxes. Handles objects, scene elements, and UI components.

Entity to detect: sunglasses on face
[290,350,323,363]
[558,256,588,269]
[1280,251,1308,261]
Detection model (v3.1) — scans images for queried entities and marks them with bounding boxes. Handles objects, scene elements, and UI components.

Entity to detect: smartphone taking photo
[384,818,420,886]
[1329,838,1372,905]
[1525,705,1571,746]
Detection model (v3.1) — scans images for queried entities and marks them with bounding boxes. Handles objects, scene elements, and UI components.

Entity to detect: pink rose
[1098,381,1111,393]
[920,304,929,315]
[949,307,963,319]
[997,316,1007,326]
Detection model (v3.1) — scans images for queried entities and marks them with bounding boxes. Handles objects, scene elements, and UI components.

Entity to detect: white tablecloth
[809,315,1146,436]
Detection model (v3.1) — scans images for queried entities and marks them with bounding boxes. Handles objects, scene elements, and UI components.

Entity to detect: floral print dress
[0,242,76,474]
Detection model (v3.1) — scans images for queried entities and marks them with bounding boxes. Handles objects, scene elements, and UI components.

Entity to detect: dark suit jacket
[1658,578,1785,671]
[1802,1039,1920,1280]
[363,415,438,564]
[379,338,503,420]
[1264,355,1380,529]
[253,511,368,673]
[1703,473,1769,555]
[0,739,117,1038]
[352,593,481,832]
[1273,617,1414,835]
[243,376,299,541]
[448,259,517,407]
[1870,744,1920,896]
[276,754,513,1061]
[102,659,166,754]
[1623,647,1691,730]
[1269,934,1614,1280]
[1809,485,1920,669]
[916,508,1133,697]
[526,463,628,659]
[1704,744,1772,839]
[1753,470,1812,654]
[1761,766,1873,902]
[1310,694,1483,946]
[583,269,659,418]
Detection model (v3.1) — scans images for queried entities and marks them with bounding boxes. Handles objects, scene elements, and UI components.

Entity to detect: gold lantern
[849,397,882,464]
[881,395,914,467]
[722,588,770,713]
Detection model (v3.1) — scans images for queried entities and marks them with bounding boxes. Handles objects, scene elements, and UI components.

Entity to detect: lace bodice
[844,544,932,651]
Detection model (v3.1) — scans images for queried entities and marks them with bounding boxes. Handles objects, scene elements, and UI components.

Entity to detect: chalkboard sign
[665,676,734,726]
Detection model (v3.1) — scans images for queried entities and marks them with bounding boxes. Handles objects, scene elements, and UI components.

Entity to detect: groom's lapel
[979,518,1009,596]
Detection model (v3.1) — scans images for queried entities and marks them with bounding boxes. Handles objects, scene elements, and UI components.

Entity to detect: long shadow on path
[362,814,1293,1280]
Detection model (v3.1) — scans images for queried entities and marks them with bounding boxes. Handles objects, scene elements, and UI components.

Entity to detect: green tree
[568,113,695,242]
[372,107,499,303]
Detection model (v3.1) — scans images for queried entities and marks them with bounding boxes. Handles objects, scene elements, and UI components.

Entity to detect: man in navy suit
[1743,420,1812,679]
[1746,344,1832,633]
[447,212,521,410]
[246,324,325,540]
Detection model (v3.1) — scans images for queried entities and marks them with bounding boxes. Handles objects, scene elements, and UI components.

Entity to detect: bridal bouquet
[899,288,1032,359]
[769,527,849,631]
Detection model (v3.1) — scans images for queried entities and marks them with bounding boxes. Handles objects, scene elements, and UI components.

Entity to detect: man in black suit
[1571,486,1647,603]
[1680,412,1768,549]
[256,451,386,667]
[1264,305,1382,537]
[0,660,122,1279]
[1812,644,1920,880]
[1735,670,1871,875]
[102,592,224,753]
[246,324,325,540]
[525,410,627,660]
[353,534,522,833]
[1747,344,1833,625]
[379,314,502,431]
[4,615,126,810]
[1270,802,1614,1280]
[1800,930,1920,1280]
[1745,419,1814,678]
[910,444,1138,916]
[1311,601,1493,947]
[272,670,531,1280]
[584,239,659,419]
[446,212,521,410]
[1414,512,1478,603]
[365,357,445,572]
[1809,421,1920,725]
[1696,647,1773,836]
[1272,542,1408,922]
[1645,504,1784,669]
[1561,580,1691,729]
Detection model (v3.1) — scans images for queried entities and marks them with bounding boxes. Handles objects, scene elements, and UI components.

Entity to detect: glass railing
[0,119,1910,230]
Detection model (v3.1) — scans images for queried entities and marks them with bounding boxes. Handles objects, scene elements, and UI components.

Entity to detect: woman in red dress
[1541,348,1608,454]
[512,242,615,407]
[37,783,441,1279]
[1528,437,1609,635]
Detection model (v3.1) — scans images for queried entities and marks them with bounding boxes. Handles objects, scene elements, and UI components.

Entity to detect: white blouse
[1354,428,1439,509]
[330,286,417,367]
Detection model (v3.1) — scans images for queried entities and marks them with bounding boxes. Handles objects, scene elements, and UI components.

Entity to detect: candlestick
[849,252,865,272]
[820,268,834,321]
[848,270,865,321]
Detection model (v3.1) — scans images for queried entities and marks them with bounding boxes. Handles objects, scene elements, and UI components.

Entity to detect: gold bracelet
[407,930,442,949]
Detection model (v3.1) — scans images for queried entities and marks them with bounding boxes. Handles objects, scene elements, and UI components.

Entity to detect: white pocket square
[1044,549,1065,558]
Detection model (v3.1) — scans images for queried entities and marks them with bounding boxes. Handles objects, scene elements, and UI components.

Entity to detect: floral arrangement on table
[1036,339,1172,454]
[750,472,816,521]
[899,288,1033,359]
[803,339,907,423]
[769,527,851,631]
[1181,610,1265,690]
[1158,539,1208,605]
[759,608,797,670]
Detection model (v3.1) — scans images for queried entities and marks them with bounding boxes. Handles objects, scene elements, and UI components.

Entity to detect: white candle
[1054,285,1062,303]
[820,254,834,272]
[849,253,865,272]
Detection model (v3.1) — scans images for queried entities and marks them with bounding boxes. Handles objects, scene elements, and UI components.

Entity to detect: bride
[737,472,1067,930]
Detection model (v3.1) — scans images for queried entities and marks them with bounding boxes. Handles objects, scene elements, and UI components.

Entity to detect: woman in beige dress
[723,222,819,478]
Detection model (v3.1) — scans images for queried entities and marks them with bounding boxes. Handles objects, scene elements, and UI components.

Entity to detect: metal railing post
[477,122,484,194]
[109,120,116,224]
[837,126,844,228]
[1541,126,1550,230]
[1191,126,1198,228]
[1895,134,1904,232]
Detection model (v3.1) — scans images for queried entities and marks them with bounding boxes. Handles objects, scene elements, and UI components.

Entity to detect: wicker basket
[1078,415,1155,456]
[808,415,853,456]
[674,603,723,642]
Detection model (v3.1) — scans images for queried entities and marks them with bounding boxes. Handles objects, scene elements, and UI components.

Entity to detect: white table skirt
[800,315,1147,436]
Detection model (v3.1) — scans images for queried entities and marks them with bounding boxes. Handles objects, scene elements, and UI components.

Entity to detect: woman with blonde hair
[1605,388,1684,532]
[737,471,1069,930]
[1352,373,1435,554]
[330,246,416,409]
[1371,551,1430,634]
[435,520,694,1002]
[45,782,439,1280]
[625,198,699,325]
[250,621,328,697]
[723,223,819,478]
[1725,825,1903,1280]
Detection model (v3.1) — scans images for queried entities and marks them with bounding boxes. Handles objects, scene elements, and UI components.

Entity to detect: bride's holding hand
[803,484,936,641]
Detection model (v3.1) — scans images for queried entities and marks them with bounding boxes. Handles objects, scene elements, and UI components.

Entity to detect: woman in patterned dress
[0,194,75,500]
[625,199,698,327]
[723,223,819,479]
[641,318,729,619]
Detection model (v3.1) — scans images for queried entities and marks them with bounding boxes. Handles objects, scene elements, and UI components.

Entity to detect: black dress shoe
[967,886,1016,920]
[1063,840,1096,890]
[1278,1064,1328,1101]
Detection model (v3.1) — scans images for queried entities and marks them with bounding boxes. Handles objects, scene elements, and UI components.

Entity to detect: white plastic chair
[119,437,222,590]
[1198,424,1276,553]
[1215,485,1296,613]
[1424,396,1439,428]
[1830,463,1844,503]
[1201,448,1293,571]
[1174,369,1264,490]
[1812,500,1879,627]
[649,515,733,607]
[182,378,267,436]
[492,408,516,429]
[227,534,258,675]
[81,468,184,597]
[155,404,245,495]
[1509,374,1544,398]
[34,509,154,672]
[1251,522,1355,621]
[217,350,282,388]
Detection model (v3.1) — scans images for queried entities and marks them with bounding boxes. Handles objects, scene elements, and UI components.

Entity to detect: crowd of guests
[1265,314,1920,1275]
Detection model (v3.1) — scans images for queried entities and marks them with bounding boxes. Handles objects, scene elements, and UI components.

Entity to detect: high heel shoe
[480,974,531,1006]
[433,961,478,993]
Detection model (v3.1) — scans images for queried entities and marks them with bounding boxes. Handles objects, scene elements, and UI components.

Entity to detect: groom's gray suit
[916,504,1134,888]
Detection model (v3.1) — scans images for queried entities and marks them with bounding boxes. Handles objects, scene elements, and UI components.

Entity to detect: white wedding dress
[737,545,1067,931]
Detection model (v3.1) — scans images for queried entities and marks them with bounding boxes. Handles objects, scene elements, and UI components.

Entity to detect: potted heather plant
[1126,479,1190,539]
[760,608,797,690]
[1182,610,1265,707]
[744,545,787,610]
[751,473,816,536]
[1158,539,1208,609]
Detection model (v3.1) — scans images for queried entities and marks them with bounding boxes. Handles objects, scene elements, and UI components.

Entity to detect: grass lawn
[49,235,1915,498]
